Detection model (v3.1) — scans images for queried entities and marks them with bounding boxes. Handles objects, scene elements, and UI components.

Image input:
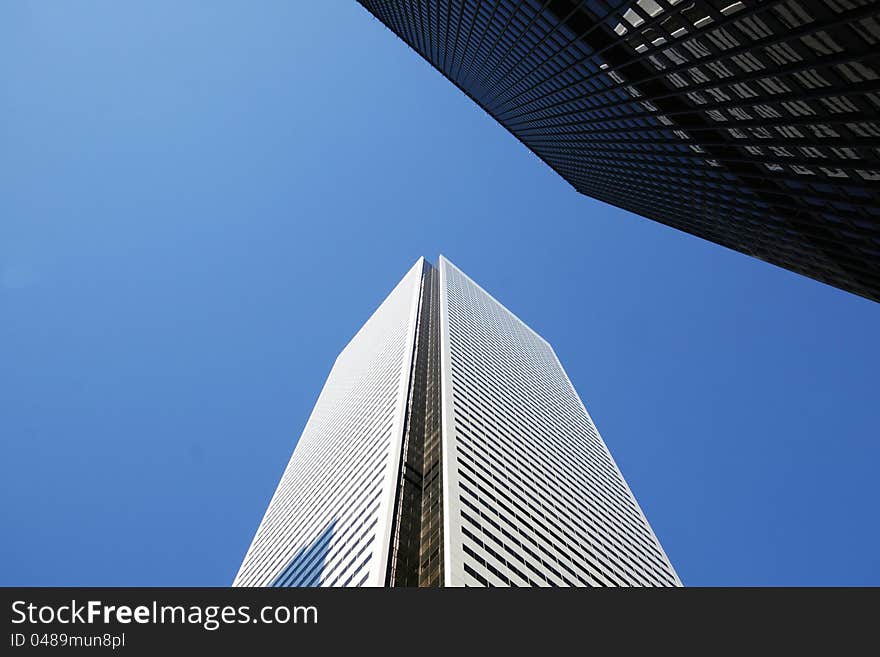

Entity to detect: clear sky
[2,2,879,587]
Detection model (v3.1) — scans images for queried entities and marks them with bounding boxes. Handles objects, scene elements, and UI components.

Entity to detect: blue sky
[2,2,878,587]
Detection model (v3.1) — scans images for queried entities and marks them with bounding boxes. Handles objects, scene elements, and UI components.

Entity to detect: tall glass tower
[233,257,680,587]
[357,1,880,302]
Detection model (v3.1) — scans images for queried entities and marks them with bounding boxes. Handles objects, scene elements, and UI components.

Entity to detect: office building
[233,257,680,587]
[357,1,880,301]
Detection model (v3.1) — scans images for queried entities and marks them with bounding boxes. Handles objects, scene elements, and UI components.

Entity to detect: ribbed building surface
[234,257,680,587]
[233,260,424,587]
[358,1,880,301]
[439,258,679,586]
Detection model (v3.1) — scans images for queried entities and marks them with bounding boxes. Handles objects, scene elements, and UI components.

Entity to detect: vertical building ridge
[386,261,443,586]
[417,264,444,586]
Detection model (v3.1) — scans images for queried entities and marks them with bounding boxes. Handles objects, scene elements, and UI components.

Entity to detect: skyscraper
[356,1,880,302]
[233,257,680,587]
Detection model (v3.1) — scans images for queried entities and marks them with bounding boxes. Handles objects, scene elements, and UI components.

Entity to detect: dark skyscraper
[358,1,880,301]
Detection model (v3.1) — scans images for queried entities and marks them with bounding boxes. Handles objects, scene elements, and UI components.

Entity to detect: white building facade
[232,259,425,587]
[234,257,680,587]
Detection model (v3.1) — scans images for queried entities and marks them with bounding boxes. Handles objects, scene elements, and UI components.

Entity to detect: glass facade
[359,1,880,301]
[387,263,443,586]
